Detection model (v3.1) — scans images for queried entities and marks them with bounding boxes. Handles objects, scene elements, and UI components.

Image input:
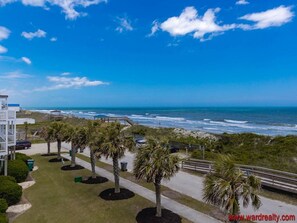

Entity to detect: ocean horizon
[26,107,297,136]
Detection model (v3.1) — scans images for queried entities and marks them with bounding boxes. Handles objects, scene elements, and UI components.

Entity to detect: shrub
[8,160,29,183]
[15,153,32,163]
[191,150,219,161]
[0,199,8,213]
[0,214,8,223]
[0,176,16,183]
[0,179,22,206]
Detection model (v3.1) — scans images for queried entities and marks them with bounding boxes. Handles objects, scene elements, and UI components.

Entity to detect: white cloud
[160,6,236,41]
[35,76,109,91]
[50,37,57,42]
[0,0,107,20]
[147,20,159,37]
[61,72,71,76]
[21,29,46,40]
[21,57,32,65]
[22,0,45,7]
[0,45,7,54]
[0,26,10,41]
[0,71,33,79]
[236,0,249,5]
[0,0,16,6]
[0,88,17,96]
[239,5,294,30]
[116,17,133,33]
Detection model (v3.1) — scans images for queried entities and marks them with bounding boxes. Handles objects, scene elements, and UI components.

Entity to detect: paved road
[64,144,297,223]
[18,142,68,156]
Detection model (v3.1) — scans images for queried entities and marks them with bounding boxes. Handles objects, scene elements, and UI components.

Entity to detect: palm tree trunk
[25,122,28,141]
[71,143,76,167]
[113,155,120,193]
[90,148,96,178]
[47,141,51,154]
[154,177,162,217]
[57,140,61,158]
[230,196,240,223]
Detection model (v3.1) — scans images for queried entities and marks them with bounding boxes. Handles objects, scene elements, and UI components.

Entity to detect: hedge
[0,176,16,183]
[0,199,7,213]
[8,160,29,183]
[15,153,32,163]
[0,177,22,206]
[0,214,8,223]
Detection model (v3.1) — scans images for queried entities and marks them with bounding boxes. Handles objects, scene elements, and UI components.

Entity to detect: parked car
[15,140,31,150]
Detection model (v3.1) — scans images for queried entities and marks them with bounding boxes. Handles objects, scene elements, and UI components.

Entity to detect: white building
[0,95,16,176]
[8,104,21,112]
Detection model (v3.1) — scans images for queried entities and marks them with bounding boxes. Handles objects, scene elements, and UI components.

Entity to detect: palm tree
[133,138,180,217]
[86,121,105,178]
[39,125,54,154]
[50,122,69,159]
[203,155,261,222]
[100,122,135,193]
[70,126,88,167]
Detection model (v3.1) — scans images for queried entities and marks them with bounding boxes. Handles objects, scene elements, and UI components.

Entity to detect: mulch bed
[136,207,182,223]
[41,153,57,157]
[60,165,85,171]
[48,157,69,163]
[81,176,108,184]
[99,188,135,200]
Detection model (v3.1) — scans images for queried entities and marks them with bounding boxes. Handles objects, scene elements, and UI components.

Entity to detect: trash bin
[26,159,35,171]
[74,176,82,183]
[120,162,128,171]
[69,150,72,156]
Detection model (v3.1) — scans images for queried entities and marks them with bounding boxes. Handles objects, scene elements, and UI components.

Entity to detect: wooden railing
[96,116,135,126]
[182,159,297,194]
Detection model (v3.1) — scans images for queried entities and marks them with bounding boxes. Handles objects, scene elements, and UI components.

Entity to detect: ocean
[28,107,297,136]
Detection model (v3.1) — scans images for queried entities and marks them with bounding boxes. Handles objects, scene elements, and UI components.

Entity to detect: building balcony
[0,110,16,121]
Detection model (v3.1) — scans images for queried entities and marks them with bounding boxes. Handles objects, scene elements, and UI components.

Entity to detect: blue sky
[0,0,296,107]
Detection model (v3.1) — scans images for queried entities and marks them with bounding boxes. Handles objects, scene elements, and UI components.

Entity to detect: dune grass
[15,155,191,223]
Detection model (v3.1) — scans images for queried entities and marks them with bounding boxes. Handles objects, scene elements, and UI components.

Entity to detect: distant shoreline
[25,107,297,136]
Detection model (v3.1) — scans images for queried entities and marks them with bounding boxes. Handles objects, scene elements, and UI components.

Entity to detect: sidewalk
[61,153,221,223]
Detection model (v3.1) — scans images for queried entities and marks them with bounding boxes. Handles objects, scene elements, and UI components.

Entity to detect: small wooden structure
[49,110,63,121]
[94,115,135,126]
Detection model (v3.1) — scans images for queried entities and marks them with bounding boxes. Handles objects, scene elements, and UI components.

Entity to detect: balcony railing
[0,110,16,120]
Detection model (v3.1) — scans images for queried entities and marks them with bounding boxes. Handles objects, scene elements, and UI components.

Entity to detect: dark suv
[15,140,31,150]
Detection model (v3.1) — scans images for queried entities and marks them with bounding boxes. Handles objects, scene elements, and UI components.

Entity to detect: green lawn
[15,155,191,223]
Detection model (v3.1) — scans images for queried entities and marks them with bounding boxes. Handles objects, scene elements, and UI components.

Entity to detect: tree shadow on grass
[136,207,182,223]
[61,165,85,171]
[41,153,57,157]
[99,188,135,201]
[48,157,69,163]
[81,176,108,184]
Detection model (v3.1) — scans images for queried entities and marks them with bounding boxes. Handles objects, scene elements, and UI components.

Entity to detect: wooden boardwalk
[95,116,135,126]
[182,159,297,194]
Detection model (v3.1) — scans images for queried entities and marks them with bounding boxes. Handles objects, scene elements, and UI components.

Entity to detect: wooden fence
[182,159,297,194]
